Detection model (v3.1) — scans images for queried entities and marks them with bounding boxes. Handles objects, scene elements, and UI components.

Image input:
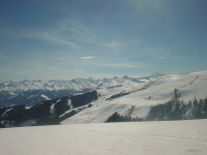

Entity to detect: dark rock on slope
[0,90,98,128]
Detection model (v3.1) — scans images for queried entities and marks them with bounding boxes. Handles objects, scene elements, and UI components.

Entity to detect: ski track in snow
[0,119,207,155]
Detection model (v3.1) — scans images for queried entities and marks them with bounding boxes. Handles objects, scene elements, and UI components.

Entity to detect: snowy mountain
[0,78,100,106]
[1,70,207,127]
[0,75,156,106]
[62,70,207,124]
[0,79,100,91]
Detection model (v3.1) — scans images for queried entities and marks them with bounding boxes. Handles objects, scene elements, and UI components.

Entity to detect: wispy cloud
[17,17,98,50]
[2,16,125,53]
[38,32,80,49]
[79,56,95,60]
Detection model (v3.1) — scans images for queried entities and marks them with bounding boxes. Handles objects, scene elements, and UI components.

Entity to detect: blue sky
[0,0,207,81]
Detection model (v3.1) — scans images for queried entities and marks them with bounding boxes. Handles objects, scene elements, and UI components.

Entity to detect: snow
[25,106,31,110]
[0,119,207,155]
[1,108,13,117]
[50,104,55,116]
[41,94,50,101]
[56,99,61,103]
[62,70,207,124]
[67,99,73,108]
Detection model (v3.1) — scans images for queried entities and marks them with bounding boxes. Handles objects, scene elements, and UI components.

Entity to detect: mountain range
[0,74,161,106]
[1,70,207,127]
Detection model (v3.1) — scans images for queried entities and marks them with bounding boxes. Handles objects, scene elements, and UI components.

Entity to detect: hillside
[62,70,207,124]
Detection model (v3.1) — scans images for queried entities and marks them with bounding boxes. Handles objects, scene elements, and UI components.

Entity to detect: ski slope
[0,119,207,155]
[62,70,207,124]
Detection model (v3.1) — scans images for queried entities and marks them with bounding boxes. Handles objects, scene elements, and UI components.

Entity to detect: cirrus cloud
[79,56,96,60]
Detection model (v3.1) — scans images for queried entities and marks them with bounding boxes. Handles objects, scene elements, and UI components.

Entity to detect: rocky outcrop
[71,90,98,108]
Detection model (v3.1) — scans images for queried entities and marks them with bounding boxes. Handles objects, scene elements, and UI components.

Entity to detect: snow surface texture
[0,119,207,155]
[62,70,207,124]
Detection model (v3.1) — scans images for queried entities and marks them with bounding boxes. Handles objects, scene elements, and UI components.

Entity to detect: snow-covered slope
[62,70,207,124]
[1,119,207,155]
[97,76,146,98]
